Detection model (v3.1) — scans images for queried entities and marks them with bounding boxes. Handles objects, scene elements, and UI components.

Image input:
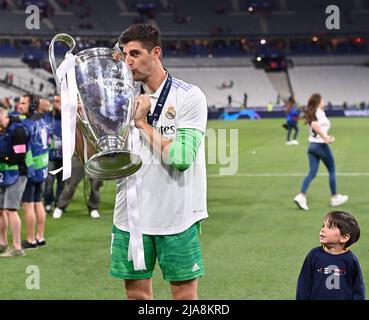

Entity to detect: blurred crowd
[0,93,102,258]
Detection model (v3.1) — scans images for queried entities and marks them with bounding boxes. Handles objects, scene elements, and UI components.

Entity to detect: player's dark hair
[119,23,162,53]
[324,211,360,248]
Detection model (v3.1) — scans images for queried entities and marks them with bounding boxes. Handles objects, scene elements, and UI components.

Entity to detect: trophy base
[85,150,142,180]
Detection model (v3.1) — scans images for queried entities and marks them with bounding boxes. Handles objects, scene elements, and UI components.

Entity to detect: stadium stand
[0,86,20,99]
[0,67,55,96]
[288,65,369,106]
[0,0,369,110]
[0,0,367,37]
[170,67,278,108]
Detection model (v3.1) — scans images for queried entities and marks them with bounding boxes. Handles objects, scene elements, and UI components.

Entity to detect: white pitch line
[208,172,369,178]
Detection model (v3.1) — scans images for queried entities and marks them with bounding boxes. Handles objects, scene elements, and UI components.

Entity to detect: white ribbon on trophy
[49,53,78,181]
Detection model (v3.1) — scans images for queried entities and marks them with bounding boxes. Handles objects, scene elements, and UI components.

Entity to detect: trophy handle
[113,41,121,53]
[48,33,76,92]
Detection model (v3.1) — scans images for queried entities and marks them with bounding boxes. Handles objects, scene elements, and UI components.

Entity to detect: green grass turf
[1,118,368,299]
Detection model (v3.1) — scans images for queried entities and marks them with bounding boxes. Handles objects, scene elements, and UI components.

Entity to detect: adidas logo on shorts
[192,263,200,272]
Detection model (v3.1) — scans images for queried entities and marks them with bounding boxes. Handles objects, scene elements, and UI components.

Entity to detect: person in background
[294,93,348,211]
[18,94,49,250]
[227,94,232,106]
[283,96,300,145]
[0,107,29,257]
[243,92,248,108]
[43,95,63,214]
[52,155,102,219]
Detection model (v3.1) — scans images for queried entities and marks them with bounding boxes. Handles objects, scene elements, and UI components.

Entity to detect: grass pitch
[1,118,368,299]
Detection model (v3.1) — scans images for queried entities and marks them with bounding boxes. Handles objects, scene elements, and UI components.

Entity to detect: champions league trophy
[49,33,142,180]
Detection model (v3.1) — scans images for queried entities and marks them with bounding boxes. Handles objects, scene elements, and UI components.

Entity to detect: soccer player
[105,23,208,300]
[294,93,348,211]
[296,210,365,300]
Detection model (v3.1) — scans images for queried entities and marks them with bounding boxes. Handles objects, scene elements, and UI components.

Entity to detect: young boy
[296,210,365,300]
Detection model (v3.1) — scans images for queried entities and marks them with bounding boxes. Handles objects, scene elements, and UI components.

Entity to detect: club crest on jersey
[165,106,176,120]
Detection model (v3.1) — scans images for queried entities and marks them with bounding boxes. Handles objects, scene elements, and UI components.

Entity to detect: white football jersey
[113,75,208,235]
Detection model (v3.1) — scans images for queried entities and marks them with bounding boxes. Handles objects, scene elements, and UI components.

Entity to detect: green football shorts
[109,222,205,281]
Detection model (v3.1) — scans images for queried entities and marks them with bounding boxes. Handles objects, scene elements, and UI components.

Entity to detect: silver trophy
[49,33,142,180]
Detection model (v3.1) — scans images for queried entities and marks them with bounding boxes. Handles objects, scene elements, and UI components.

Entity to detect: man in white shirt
[110,23,208,300]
